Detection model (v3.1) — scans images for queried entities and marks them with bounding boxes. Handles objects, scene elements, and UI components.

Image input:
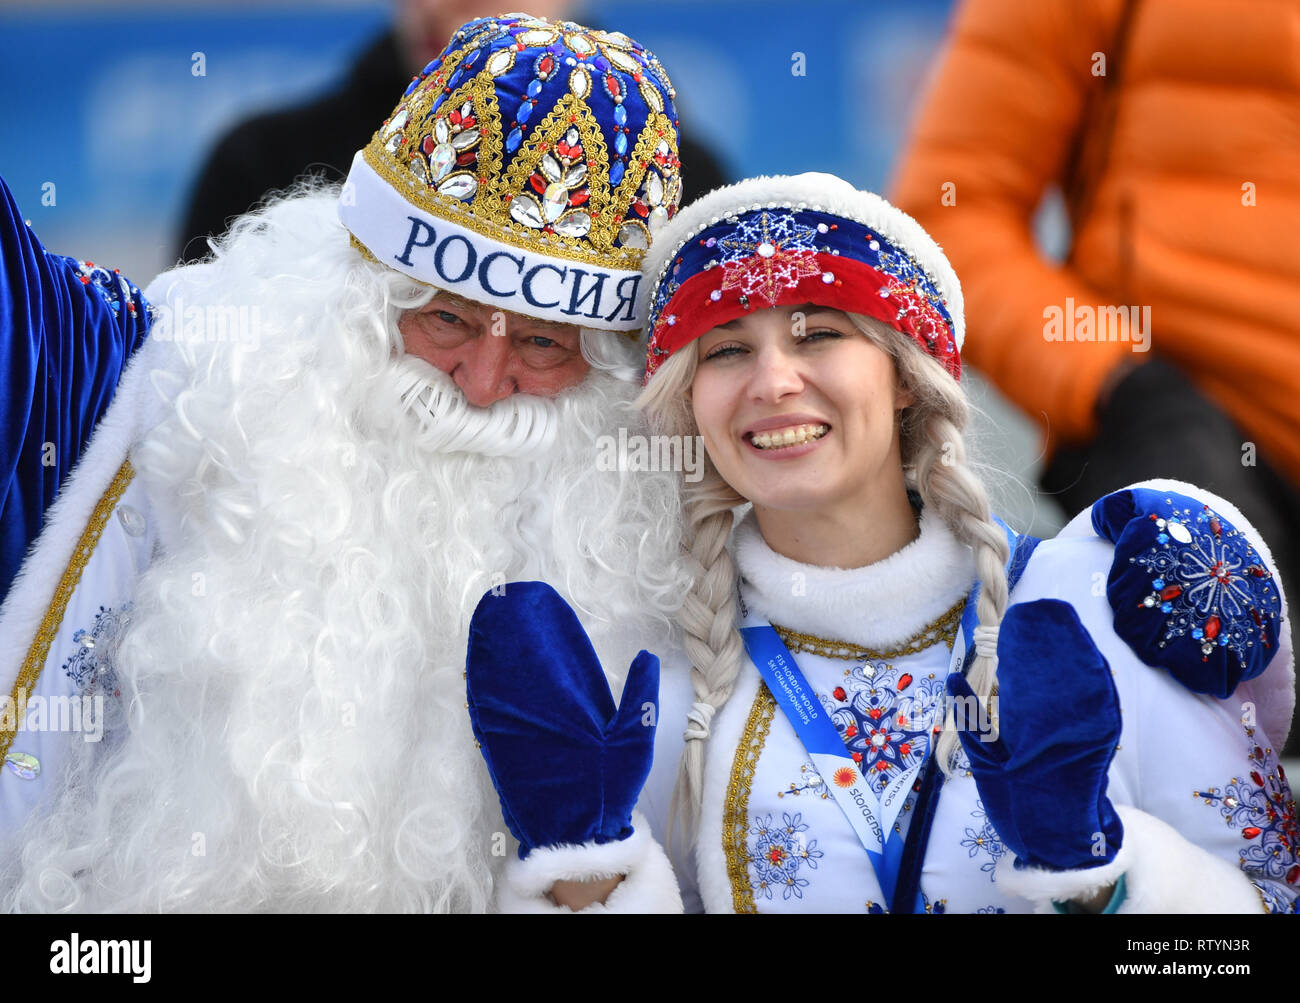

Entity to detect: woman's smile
[744,414,832,455]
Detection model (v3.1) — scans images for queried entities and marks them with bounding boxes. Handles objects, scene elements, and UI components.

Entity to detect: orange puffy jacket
[892,0,1300,482]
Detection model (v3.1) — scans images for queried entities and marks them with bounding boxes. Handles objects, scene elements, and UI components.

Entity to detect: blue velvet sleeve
[0,173,151,607]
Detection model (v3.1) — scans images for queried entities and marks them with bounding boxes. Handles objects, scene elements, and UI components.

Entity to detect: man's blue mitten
[465,581,659,858]
[946,598,1124,871]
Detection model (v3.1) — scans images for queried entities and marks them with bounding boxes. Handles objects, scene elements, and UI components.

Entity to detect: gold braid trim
[1,460,135,760]
[722,684,777,914]
[771,593,968,663]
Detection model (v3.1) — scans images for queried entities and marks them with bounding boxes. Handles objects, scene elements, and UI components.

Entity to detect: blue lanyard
[890,523,1040,913]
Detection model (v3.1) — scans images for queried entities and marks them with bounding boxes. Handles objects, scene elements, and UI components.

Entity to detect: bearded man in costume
[0,14,693,912]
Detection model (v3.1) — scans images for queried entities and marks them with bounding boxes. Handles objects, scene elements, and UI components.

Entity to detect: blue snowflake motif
[823,661,945,796]
[716,211,822,308]
[717,210,819,264]
[959,799,1007,880]
[1194,726,1299,912]
[874,244,944,308]
[1133,500,1280,667]
[62,604,130,697]
[748,811,823,902]
[872,244,953,346]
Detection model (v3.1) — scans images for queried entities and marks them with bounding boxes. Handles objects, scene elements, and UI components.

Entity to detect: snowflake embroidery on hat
[874,243,952,355]
[717,210,822,308]
[1132,500,1279,665]
[822,660,946,796]
[62,603,130,698]
[1194,725,1299,914]
[747,811,823,902]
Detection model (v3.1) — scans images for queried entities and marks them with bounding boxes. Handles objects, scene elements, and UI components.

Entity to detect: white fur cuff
[495,812,683,914]
[996,804,1264,914]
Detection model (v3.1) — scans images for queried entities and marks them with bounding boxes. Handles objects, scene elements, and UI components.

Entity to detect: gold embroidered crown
[360,15,682,270]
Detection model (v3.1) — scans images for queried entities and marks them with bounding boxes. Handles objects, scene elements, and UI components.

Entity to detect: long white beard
[2,195,687,912]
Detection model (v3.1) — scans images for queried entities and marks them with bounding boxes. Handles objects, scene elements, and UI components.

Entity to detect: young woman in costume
[465,174,1298,914]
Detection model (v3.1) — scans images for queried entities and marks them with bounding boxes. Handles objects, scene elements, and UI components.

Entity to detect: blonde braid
[638,349,748,850]
[860,313,1012,771]
[667,501,745,845]
[915,411,1010,772]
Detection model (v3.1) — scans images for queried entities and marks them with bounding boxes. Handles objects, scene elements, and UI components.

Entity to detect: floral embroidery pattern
[747,811,823,902]
[717,210,822,307]
[62,603,129,698]
[959,799,1007,881]
[821,661,945,795]
[1194,725,1299,913]
[874,242,953,359]
[776,759,830,800]
[1132,500,1280,667]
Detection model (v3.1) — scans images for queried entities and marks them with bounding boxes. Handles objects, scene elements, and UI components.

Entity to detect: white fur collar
[733,507,975,649]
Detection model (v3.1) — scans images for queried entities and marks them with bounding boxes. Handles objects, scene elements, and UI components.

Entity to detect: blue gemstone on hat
[527,80,543,98]
[594,56,610,72]
[517,100,534,123]
[506,127,523,152]
[614,105,627,126]
[609,161,625,185]
[404,78,419,97]
[615,132,628,155]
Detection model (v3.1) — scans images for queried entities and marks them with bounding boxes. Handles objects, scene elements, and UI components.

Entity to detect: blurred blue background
[0,0,1063,533]
[0,0,955,279]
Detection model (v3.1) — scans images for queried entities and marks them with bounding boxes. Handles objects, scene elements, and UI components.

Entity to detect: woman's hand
[946,598,1124,874]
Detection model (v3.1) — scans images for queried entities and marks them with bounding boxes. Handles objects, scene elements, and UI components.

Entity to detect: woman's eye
[702,343,745,361]
[798,328,843,343]
[529,335,557,349]
[433,310,463,325]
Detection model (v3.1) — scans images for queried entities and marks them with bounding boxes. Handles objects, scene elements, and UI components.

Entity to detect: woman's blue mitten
[946,598,1124,871]
[465,581,659,858]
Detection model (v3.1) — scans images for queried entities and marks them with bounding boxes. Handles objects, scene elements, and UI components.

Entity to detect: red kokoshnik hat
[639,173,965,381]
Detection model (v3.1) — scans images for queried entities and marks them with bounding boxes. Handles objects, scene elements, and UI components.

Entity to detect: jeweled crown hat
[640,172,965,379]
[339,13,683,333]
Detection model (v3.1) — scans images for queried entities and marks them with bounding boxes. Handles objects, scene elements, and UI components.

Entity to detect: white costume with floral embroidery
[688,505,1298,913]
[503,499,1298,914]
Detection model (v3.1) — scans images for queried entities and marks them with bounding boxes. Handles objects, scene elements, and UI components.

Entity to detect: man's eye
[433,310,463,325]
[529,335,558,349]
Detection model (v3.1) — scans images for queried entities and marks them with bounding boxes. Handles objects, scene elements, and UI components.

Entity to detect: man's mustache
[390,356,559,458]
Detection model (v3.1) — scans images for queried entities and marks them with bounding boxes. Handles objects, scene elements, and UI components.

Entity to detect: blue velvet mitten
[465,581,659,858]
[946,598,1124,871]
